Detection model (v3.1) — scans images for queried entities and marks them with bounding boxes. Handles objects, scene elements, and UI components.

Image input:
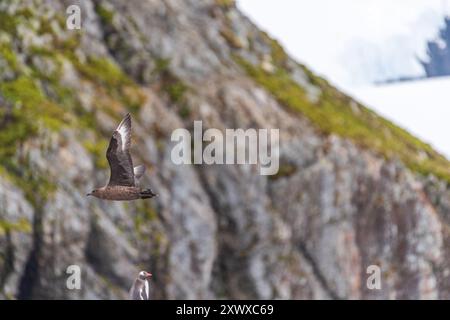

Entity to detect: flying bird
[87,113,157,200]
[129,271,152,300]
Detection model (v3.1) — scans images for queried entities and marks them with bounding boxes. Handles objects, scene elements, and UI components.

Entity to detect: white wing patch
[118,126,129,151]
[116,114,131,152]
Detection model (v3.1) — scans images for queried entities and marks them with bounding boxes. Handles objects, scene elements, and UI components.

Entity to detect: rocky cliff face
[0,0,450,299]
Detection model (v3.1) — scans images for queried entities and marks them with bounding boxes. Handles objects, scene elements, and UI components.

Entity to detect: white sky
[238,0,450,158]
[345,77,450,158]
[238,0,448,87]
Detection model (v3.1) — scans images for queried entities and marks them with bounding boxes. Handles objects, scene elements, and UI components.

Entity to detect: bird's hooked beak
[144,271,152,279]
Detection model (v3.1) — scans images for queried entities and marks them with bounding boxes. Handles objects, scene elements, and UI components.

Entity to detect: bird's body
[91,186,156,201]
[87,113,157,201]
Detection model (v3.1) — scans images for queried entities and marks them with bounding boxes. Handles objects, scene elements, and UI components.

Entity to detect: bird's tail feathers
[134,165,145,181]
[140,188,157,199]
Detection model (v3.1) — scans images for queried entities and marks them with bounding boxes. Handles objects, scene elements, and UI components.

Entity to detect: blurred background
[240,0,450,157]
[1,0,450,300]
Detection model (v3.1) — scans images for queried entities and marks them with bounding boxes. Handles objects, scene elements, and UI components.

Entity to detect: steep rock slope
[0,0,449,299]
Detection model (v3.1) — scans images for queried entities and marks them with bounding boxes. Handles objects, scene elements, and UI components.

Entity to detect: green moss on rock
[0,218,32,235]
[236,56,450,183]
[152,60,192,119]
[0,75,67,131]
[269,163,297,181]
[71,56,132,88]
[83,140,109,170]
[95,4,115,25]
[164,81,187,104]
[220,28,244,49]
[133,201,158,240]
[215,0,235,9]
[0,11,18,34]
[0,42,19,72]
[261,32,288,68]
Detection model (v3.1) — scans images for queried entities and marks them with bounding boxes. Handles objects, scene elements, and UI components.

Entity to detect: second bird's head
[138,271,152,281]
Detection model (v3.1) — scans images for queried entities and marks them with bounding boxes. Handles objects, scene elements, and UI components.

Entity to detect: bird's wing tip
[123,113,131,125]
[117,113,132,131]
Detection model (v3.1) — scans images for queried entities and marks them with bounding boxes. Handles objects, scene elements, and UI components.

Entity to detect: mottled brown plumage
[87,113,157,201]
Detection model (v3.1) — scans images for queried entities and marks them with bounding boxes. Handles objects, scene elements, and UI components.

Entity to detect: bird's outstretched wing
[106,113,135,187]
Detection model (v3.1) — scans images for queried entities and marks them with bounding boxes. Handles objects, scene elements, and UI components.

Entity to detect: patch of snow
[345,76,450,159]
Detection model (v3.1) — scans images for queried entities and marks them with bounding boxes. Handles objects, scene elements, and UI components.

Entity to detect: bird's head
[138,271,152,280]
[86,189,99,197]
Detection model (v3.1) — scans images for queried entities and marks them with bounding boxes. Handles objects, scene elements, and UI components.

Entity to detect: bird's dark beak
[145,272,152,279]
